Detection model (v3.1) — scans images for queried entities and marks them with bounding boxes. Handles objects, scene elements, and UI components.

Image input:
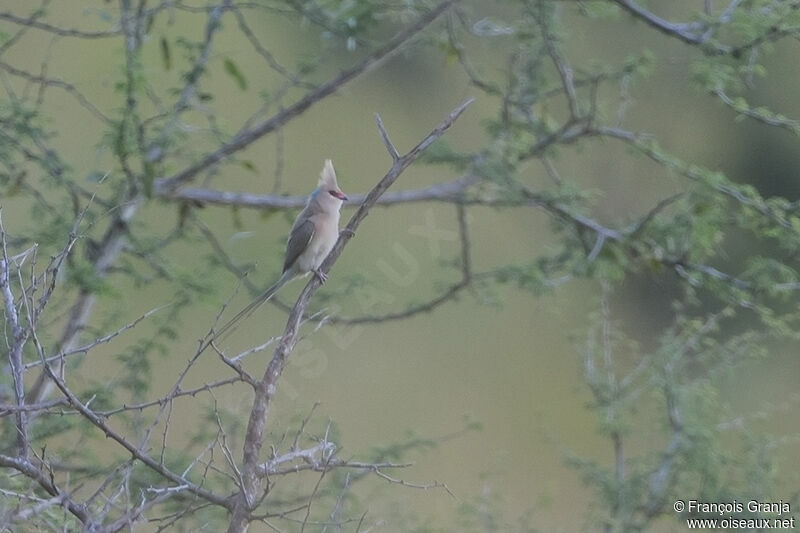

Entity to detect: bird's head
[314,159,348,203]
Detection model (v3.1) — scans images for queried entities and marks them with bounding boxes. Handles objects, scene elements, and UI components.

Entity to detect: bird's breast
[297,212,340,272]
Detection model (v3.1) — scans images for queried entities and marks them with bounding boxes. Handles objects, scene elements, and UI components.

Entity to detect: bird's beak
[330,189,348,201]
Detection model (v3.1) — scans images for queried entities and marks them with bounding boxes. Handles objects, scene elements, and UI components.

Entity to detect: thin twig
[374,114,400,161]
[156,0,462,193]
[226,98,473,533]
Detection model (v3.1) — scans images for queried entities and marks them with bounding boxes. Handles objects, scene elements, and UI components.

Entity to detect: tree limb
[225,97,474,533]
[155,0,462,194]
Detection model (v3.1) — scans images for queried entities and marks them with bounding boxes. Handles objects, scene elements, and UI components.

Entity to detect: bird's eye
[328,190,337,196]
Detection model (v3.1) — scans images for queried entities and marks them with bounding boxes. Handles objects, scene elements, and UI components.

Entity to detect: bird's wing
[283,218,315,272]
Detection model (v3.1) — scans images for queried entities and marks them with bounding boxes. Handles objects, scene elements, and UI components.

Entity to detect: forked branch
[226,98,474,532]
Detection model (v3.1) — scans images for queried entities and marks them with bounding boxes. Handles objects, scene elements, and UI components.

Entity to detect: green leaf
[223,58,248,91]
[240,160,258,174]
[142,160,155,198]
[160,37,171,70]
[231,205,243,229]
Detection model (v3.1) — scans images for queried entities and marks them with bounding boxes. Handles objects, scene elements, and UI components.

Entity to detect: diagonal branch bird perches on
[225,97,474,533]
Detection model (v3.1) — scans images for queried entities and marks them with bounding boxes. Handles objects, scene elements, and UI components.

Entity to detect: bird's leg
[312,269,328,284]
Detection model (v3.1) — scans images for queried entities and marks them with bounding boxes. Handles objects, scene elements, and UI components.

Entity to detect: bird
[212,159,348,342]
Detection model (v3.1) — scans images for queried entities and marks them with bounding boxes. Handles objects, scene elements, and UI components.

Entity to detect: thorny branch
[21,0,461,404]
[226,98,473,533]
[0,212,28,458]
[0,2,475,529]
[1,0,799,530]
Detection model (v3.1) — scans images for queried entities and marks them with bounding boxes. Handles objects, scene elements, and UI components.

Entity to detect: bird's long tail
[208,269,295,346]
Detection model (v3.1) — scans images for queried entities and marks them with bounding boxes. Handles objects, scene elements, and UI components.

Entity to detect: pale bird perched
[213,159,348,340]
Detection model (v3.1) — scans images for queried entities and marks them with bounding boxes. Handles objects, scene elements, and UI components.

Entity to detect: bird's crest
[317,159,339,190]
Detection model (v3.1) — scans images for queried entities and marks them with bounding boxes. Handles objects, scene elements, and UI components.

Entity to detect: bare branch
[158,173,479,208]
[230,5,314,89]
[0,60,112,124]
[0,398,68,416]
[372,468,455,497]
[226,98,473,532]
[0,211,28,457]
[42,363,231,509]
[0,11,120,39]
[155,0,462,193]
[96,376,242,417]
[0,453,92,526]
[611,0,713,47]
[374,113,400,161]
[27,191,134,405]
[23,303,171,370]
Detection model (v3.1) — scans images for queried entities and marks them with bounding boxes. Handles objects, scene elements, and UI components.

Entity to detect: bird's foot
[341,228,355,238]
[313,269,328,284]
